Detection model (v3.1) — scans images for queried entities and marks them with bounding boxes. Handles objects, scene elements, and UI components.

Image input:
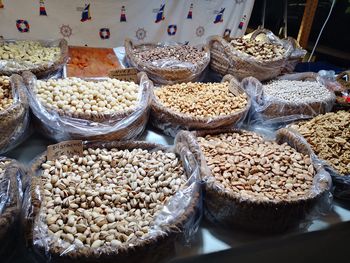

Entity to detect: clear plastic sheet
[241,72,336,128]
[150,74,251,137]
[124,39,210,85]
[22,71,152,142]
[0,39,69,78]
[282,37,307,74]
[23,137,201,262]
[178,127,332,233]
[0,157,25,256]
[209,29,294,82]
[0,74,31,154]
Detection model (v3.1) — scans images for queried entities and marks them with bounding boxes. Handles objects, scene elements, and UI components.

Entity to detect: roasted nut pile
[291,111,350,175]
[198,131,315,202]
[0,76,13,111]
[263,80,334,103]
[35,78,139,115]
[230,37,285,61]
[133,45,206,65]
[0,41,60,65]
[40,148,187,248]
[0,160,11,178]
[155,82,247,118]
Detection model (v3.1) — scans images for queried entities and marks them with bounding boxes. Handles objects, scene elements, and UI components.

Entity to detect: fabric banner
[0,0,254,47]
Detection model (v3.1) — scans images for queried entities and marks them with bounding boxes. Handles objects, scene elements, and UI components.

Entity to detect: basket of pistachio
[22,71,152,141]
[151,75,250,137]
[25,137,200,262]
[180,128,331,232]
[0,74,30,153]
[0,39,68,78]
[125,38,210,84]
[209,29,293,81]
[242,72,336,126]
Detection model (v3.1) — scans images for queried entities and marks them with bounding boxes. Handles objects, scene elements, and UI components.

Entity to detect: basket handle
[277,72,318,82]
[124,38,134,56]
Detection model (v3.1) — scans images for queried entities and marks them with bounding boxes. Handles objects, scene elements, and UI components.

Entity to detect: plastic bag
[0,74,31,154]
[287,113,350,201]
[209,28,293,81]
[23,137,201,263]
[124,38,210,85]
[22,71,152,142]
[282,37,307,74]
[150,74,251,137]
[0,39,68,78]
[0,157,25,257]
[241,72,336,128]
[178,127,332,233]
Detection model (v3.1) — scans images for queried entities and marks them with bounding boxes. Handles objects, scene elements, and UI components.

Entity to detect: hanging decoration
[60,24,72,38]
[187,3,193,19]
[136,28,147,40]
[167,25,177,36]
[81,4,91,22]
[224,28,231,37]
[99,28,110,39]
[0,0,4,9]
[238,15,247,30]
[155,4,165,23]
[39,0,47,16]
[120,6,126,22]
[196,26,204,37]
[214,8,225,24]
[16,20,30,32]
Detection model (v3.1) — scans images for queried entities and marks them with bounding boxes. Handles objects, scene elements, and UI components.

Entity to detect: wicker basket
[22,71,151,141]
[150,75,250,137]
[209,29,292,81]
[0,74,30,153]
[242,72,336,124]
[124,38,210,84]
[0,39,68,78]
[181,128,330,233]
[25,139,200,263]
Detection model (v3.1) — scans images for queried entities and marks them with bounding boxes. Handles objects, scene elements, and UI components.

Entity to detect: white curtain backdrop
[0,0,255,47]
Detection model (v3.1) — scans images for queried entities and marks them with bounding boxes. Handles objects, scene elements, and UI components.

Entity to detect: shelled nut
[291,111,350,175]
[230,37,285,61]
[134,45,206,65]
[155,82,247,118]
[35,78,139,115]
[198,131,315,202]
[0,76,13,111]
[263,80,334,104]
[40,148,187,248]
[0,41,60,65]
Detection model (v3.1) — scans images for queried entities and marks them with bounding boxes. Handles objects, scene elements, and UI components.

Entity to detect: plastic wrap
[124,38,210,85]
[23,137,201,262]
[0,157,26,257]
[241,72,336,128]
[0,74,31,154]
[282,37,307,74]
[22,71,152,142]
[178,127,332,233]
[150,74,250,137]
[209,28,293,82]
[0,39,68,78]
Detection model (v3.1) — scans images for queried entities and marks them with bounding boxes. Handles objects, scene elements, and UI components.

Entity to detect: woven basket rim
[29,140,200,259]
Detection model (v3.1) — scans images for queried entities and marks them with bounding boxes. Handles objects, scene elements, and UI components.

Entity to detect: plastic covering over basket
[0,157,26,256]
[124,38,210,85]
[22,71,152,142]
[241,72,336,127]
[150,74,251,137]
[178,127,332,233]
[0,39,68,78]
[0,74,31,154]
[209,29,301,81]
[23,136,201,262]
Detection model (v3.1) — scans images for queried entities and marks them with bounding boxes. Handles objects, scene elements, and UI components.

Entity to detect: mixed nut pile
[263,80,334,104]
[198,131,315,202]
[40,148,188,248]
[0,41,60,66]
[133,45,206,65]
[230,37,285,61]
[291,111,350,175]
[0,76,13,111]
[35,78,139,115]
[155,82,247,118]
